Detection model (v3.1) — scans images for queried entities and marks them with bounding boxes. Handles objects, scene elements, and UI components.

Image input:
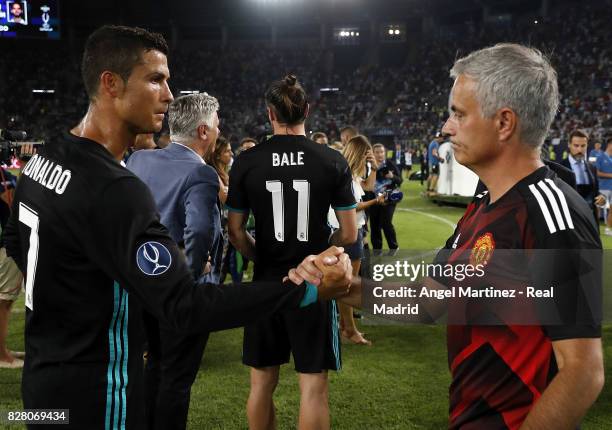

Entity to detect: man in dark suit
[127,93,222,430]
[561,129,606,225]
[370,143,403,253]
[393,142,406,176]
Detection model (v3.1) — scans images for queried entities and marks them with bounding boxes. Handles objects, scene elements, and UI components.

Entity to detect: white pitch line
[397,207,457,230]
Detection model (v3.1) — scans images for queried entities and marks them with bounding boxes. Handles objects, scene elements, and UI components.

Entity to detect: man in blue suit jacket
[561,129,606,226]
[127,93,222,430]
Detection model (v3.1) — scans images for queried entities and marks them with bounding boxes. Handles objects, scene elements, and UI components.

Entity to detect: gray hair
[168,93,219,142]
[450,43,559,149]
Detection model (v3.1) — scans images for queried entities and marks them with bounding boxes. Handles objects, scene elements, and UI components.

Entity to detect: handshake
[286,246,360,303]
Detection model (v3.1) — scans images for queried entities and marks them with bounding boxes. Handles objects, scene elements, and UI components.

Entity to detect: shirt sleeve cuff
[332,203,358,210]
[225,204,248,213]
[299,282,319,307]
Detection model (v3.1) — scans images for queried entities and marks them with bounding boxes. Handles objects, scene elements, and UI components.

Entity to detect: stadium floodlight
[384,24,405,41]
[180,90,200,94]
[32,89,55,93]
[534,20,538,24]
[334,26,360,44]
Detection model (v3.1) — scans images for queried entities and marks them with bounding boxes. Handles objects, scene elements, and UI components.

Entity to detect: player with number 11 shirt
[227,132,356,280]
[227,74,357,429]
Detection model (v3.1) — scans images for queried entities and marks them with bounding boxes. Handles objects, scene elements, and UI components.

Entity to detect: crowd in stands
[2,1,612,151]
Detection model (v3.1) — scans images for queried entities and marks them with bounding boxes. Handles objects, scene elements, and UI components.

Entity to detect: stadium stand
[1,2,611,150]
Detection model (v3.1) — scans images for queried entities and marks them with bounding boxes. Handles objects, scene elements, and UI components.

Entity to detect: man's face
[594,142,602,151]
[115,50,173,134]
[315,136,328,145]
[442,75,499,169]
[341,132,351,145]
[11,3,22,16]
[569,137,588,159]
[373,146,386,163]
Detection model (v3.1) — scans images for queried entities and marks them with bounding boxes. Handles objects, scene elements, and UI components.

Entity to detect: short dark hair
[340,126,358,137]
[240,137,257,147]
[311,132,327,142]
[265,74,309,125]
[82,25,169,101]
[568,129,589,143]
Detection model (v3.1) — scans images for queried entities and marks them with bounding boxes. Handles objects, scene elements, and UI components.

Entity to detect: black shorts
[242,299,341,373]
[430,164,439,175]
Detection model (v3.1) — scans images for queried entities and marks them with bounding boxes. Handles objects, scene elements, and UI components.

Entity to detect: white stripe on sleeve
[529,184,557,234]
[544,178,574,230]
[537,181,566,230]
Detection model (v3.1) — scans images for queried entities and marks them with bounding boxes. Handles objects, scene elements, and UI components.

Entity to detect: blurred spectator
[561,129,605,225]
[311,131,329,145]
[595,138,612,235]
[370,143,402,253]
[589,141,604,163]
[340,125,358,146]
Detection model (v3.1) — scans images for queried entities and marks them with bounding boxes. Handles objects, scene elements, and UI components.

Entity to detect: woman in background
[329,135,384,345]
[205,136,240,283]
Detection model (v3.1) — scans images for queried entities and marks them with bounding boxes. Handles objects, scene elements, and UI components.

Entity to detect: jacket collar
[167,142,206,164]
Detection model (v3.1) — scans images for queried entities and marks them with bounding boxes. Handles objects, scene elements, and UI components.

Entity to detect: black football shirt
[434,166,601,429]
[2,132,309,429]
[226,135,356,280]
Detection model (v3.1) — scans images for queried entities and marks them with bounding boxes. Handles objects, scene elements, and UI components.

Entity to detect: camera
[379,188,403,203]
[0,129,40,165]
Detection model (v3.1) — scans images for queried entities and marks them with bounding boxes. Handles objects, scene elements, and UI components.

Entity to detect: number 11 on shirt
[266,180,310,242]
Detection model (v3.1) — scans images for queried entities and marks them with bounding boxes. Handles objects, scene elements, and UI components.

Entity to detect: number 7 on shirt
[18,202,39,310]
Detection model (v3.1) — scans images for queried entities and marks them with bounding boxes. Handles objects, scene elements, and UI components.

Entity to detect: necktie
[577,160,589,185]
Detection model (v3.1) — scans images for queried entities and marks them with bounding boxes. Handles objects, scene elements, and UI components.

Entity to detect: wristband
[300,282,319,307]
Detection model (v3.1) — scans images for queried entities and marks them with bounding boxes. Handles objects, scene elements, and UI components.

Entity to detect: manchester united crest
[470,233,495,266]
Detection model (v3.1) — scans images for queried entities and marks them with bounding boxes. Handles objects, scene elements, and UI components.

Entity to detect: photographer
[0,143,34,368]
[370,143,403,254]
